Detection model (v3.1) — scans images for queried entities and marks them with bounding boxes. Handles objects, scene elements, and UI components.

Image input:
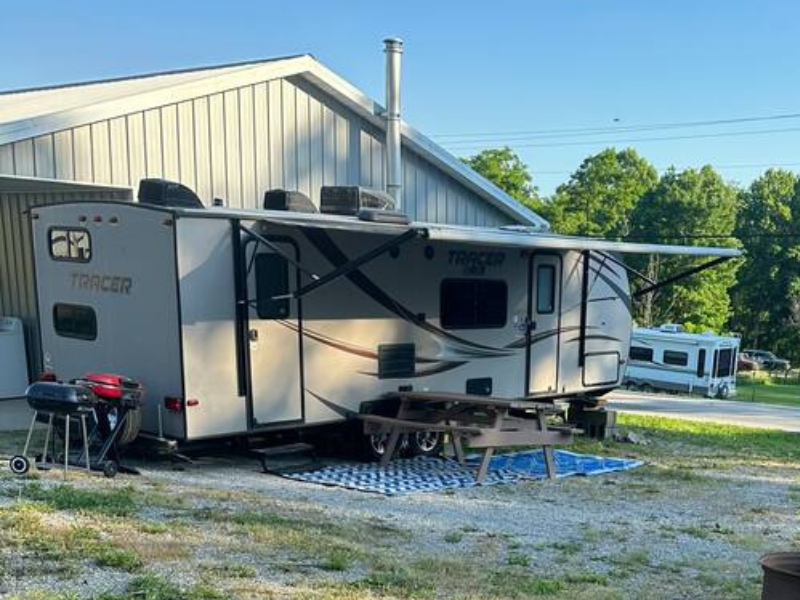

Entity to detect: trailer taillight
[164,397,183,412]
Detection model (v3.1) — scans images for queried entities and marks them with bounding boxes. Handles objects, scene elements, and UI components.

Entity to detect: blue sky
[3,0,799,195]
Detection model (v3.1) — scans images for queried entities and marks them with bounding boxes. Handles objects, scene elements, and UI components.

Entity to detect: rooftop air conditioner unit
[263,189,317,213]
[659,324,685,333]
[138,179,203,209]
[320,186,396,216]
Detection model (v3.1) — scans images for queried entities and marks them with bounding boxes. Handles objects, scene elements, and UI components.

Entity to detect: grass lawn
[0,414,798,600]
[737,372,800,408]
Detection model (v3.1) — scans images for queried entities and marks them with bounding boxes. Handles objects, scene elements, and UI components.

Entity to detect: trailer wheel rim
[414,431,441,453]
[369,433,389,456]
[9,455,30,475]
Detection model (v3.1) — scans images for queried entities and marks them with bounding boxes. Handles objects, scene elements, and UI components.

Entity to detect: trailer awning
[229,209,742,259]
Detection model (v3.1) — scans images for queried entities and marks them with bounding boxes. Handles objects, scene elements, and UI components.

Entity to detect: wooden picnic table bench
[358,391,575,483]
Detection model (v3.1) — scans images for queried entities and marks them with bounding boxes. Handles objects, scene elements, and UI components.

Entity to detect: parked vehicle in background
[737,354,759,372]
[742,350,791,372]
[624,324,740,398]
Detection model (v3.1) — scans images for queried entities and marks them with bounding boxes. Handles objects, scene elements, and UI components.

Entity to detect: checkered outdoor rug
[282,449,643,496]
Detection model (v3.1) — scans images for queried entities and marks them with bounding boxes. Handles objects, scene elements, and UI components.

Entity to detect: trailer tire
[116,408,142,446]
[102,460,119,479]
[407,431,443,457]
[716,384,730,399]
[361,432,408,462]
[9,455,29,475]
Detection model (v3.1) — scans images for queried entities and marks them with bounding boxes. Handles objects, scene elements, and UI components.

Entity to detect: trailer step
[250,442,316,474]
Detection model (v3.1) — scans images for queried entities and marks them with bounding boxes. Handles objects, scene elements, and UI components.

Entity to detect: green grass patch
[444,531,463,543]
[7,483,138,517]
[737,374,800,408]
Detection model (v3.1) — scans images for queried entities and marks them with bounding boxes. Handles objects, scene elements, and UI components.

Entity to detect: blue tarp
[283,449,643,496]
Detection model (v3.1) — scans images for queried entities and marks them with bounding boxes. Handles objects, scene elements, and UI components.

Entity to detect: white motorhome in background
[624,324,740,398]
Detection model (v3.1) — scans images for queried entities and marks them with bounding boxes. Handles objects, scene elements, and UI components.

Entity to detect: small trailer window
[536,265,556,314]
[49,228,92,262]
[663,350,688,366]
[697,349,706,377]
[629,346,653,362]
[715,348,733,378]
[255,253,290,319]
[53,303,97,340]
[440,279,507,329]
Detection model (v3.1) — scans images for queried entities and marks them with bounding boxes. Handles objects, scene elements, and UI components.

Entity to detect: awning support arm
[633,256,733,299]
[240,225,320,281]
[593,251,656,287]
[285,228,426,300]
[578,251,589,368]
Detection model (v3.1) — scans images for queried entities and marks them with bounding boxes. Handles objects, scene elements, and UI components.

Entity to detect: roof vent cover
[320,186,396,216]
[137,179,203,209]
[263,189,317,213]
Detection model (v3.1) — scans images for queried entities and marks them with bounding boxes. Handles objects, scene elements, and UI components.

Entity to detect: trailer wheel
[102,460,119,479]
[716,384,730,399]
[407,431,443,458]
[9,455,30,475]
[361,432,409,462]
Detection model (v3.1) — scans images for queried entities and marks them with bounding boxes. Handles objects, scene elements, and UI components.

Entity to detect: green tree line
[463,147,800,361]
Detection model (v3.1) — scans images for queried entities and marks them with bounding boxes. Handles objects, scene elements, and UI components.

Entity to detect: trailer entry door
[248,241,303,427]
[527,254,562,394]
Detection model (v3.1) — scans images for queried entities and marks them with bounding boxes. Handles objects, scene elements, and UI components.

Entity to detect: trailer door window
[53,303,97,340]
[697,349,706,377]
[255,253,290,319]
[663,350,688,367]
[441,279,507,329]
[49,228,92,262]
[629,346,653,362]
[536,265,556,314]
[715,348,733,378]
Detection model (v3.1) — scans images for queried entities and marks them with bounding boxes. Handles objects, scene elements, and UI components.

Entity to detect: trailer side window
[536,265,556,314]
[255,253,290,319]
[715,348,733,378]
[629,346,653,362]
[53,303,97,340]
[49,228,92,262]
[440,279,507,329]
[697,349,706,377]
[663,350,688,366]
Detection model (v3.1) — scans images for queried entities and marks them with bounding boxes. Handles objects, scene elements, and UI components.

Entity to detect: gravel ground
[0,424,798,600]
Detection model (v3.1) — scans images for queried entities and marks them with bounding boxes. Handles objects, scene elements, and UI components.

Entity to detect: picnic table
[358,391,575,483]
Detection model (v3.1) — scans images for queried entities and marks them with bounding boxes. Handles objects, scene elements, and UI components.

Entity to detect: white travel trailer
[624,325,740,398]
[28,183,740,449]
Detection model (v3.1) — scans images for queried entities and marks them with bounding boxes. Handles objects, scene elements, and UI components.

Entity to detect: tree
[547,148,658,237]
[731,169,800,359]
[462,147,544,214]
[629,166,740,332]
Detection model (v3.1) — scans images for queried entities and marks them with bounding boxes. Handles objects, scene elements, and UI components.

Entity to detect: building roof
[0,56,547,228]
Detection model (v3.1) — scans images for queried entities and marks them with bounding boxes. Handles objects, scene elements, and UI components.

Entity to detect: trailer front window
[715,348,733,378]
[53,303,97,340]
[49,228,92,262]
[629,346,653,362]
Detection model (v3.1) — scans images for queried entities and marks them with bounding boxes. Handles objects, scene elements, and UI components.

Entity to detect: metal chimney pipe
[384,37,403,208]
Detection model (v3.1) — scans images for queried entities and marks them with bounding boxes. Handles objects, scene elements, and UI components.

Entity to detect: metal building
[0,51,546,381]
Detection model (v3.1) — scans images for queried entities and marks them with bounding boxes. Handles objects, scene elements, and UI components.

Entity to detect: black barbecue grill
[9,373,143,478]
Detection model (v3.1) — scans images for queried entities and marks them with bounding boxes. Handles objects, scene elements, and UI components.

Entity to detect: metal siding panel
[372,135,384,190]
[73,125,93,181]
[144,109,163,178]
[127,113,146,191]
[415,162,426,223]
[334,113,348,185]
[359,130,372,187]
[295,87,311,198]
[239,86,257,208]
[33,135,55,179]
[13,140,35,176]
[322,106,336,187]
[192,98,211,201]
[208,93,227,201]
[253,82,270,197]
[223,89,241,207]
[177,101,196,190]
[0,144,14,173]
[282,80,297,191]
[109,117,129,186]
[403,158,415,220]
[308,96,323,206]
[161,104,180,182]
[90,121,111,183]
[268,80,283,189]
[53,130,75,180]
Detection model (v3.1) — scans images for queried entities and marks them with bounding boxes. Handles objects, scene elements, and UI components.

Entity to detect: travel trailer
[28,182,740,451]
[624,324,740,398]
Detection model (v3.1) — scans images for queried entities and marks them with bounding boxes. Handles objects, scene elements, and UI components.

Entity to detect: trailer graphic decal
[71,272,132,294]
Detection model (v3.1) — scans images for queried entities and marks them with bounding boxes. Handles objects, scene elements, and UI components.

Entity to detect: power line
[529,161,800,177]
[431,111,800,141]
[446,125,800,151]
